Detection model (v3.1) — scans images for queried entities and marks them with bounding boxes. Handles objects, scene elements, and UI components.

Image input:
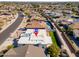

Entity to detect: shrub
[7,45,14,50]
[47,44,60,57]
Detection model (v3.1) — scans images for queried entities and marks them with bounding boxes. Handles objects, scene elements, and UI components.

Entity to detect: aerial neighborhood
[0,2,79,57]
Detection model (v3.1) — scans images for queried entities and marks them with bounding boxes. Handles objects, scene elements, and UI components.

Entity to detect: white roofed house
[18,20,52,45]
[18,29,52,45]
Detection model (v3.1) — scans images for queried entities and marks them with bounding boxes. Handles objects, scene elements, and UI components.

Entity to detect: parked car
[59,49,69,57]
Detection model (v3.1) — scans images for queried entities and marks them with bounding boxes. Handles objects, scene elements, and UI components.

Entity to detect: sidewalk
[0,16,28,52]
[52,23,76,57]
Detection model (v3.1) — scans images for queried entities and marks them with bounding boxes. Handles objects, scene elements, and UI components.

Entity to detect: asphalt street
[0,12,24,44]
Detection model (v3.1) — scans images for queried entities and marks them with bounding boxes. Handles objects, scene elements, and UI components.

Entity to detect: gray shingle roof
[4,45,28,57]
[4,45,46,57]
[25,45,46,57]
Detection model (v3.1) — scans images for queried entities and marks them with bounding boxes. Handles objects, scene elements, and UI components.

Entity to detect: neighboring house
[63,10,73,14]
[25,20,46,29]
[44,10,51,14]
[25,45,46,57]
[73,30,79,39]
[4,45,28,57]
[4,45,46,57]
[74,19,79,22]
[70,22,79,39]
[61,20,72,25]
[70,22,79,30]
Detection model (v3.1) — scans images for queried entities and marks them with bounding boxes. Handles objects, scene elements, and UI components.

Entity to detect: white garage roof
[18,29,52,44]
[18,36,52,44]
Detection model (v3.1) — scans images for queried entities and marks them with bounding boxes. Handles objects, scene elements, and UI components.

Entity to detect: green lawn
[49,31,59,48]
